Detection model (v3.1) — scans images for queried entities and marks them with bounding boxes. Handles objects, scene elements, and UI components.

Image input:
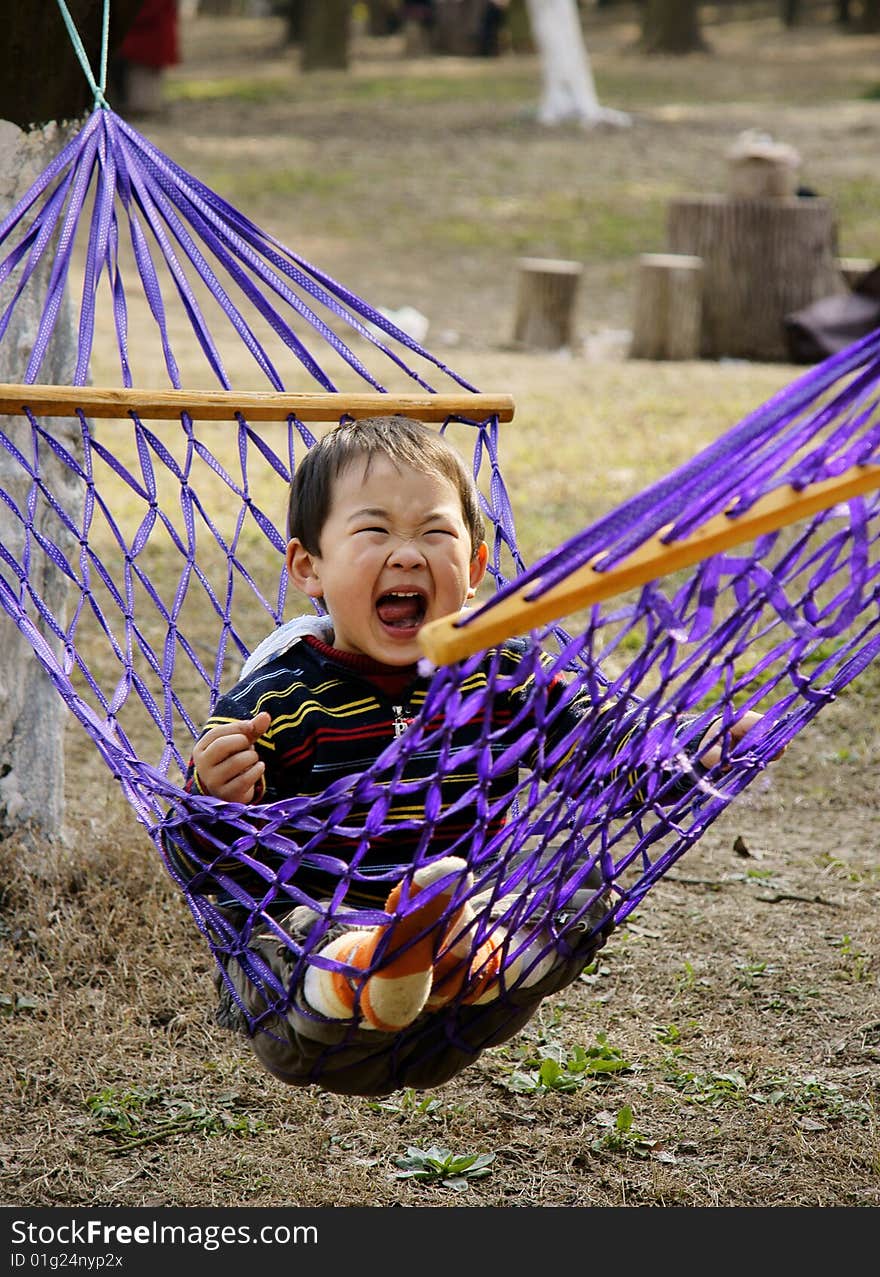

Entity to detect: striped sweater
[181,633,696,911]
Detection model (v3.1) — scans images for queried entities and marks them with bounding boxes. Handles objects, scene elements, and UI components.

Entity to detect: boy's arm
[532,654,781,805]
[696,709,761,769]
[565,699,782,805]
[189,711,271,803]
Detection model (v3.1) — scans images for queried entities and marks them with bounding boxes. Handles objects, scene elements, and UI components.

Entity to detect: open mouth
[375,590,428,631]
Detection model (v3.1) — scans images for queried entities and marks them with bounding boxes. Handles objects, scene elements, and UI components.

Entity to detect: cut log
[629,253,703,361]
[667,195,845,361]
[512,257,583,350]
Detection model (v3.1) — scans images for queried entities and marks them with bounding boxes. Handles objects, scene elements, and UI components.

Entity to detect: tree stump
[667,195,845,361]
[512,257,583,350]
[630,253,703,361]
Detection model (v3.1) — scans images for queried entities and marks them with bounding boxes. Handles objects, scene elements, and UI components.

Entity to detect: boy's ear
[286,539,324,599]
[466,541,489,598]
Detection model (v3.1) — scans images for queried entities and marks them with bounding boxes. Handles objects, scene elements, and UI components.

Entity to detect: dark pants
[214,881,613,1097]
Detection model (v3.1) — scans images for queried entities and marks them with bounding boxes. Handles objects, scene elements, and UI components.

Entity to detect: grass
[426,186,670,260]
[86,1085,267,1152]
[833,177,880,256]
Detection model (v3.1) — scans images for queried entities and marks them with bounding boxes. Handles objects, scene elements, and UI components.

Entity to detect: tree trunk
[0,121,82,842]
[430,0,484,54]
[506,0,534,51]
[300,0,352,70]
[0,2,116,843]
[0,0,143,128]
[860,0,880,31]
[525,0,629,127]
[667,195,844,360]
[281,0,305,44]
[365,0,400,35]
[641,0,708,55]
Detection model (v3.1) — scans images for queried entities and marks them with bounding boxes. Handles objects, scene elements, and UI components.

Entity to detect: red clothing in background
[119,0,180,70]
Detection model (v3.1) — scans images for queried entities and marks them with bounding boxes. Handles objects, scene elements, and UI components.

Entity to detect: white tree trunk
[0,119,81,843]
[525,0,630,128]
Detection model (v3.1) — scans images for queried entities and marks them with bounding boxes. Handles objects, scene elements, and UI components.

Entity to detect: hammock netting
[2,104,880,1095]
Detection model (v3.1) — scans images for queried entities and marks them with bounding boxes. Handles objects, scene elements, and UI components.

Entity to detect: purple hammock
[1,105,879,1095]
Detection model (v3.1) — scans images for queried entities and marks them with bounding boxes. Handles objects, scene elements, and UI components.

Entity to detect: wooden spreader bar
[418,463,880,666]
[0,383,515,424]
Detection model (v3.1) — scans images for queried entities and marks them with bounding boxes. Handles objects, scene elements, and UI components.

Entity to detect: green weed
[591,1105,656,1159]
[393,1146,496,1190]
[0,993,39,1015]
[505,1033,632,1094]
[832,934,872,983]
[735,958,772,989]
[673,959,711,993]
[661,1063,750,1105]
[660,1062,873,1124]
[653,1020,701,1046]
[759,1075,873,1125]
[367,1088,445,1119]
[86,1085,266,1152]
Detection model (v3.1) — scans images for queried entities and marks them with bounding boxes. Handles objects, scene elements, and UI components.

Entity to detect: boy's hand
[698,709,785,770]
[192,711,271,802]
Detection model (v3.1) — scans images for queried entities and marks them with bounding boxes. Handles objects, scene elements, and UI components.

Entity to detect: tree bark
[667,195,844,360]
[641,0,708,55]
[0,121,83,842]
[512,257,583,349]
[0,3,116,844]
[780,0,802,27]
[0,0,143,128]
[506,0,534,51]
[630,253,703,361]
[430,0,484,54]
[859,0,880,31]
[279,0,305,44]
[300,0,353,70]
[365,0,400,36]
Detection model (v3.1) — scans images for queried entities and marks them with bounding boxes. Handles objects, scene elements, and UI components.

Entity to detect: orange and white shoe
[303,856,472,1031]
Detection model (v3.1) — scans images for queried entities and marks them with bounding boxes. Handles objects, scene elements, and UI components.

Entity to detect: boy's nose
[388,538,426,568]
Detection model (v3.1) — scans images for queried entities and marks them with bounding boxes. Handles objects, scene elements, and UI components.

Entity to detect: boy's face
[286,453,488,666]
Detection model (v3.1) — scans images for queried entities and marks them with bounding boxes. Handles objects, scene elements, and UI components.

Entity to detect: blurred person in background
[110,0,180,117]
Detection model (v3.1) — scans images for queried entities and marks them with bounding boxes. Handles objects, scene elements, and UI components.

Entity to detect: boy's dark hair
[287,416,486,556]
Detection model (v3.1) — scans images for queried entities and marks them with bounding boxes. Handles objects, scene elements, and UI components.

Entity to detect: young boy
[184,415,764,1092]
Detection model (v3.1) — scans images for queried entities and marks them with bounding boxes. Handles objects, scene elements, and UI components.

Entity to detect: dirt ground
[1,8,879,1214]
